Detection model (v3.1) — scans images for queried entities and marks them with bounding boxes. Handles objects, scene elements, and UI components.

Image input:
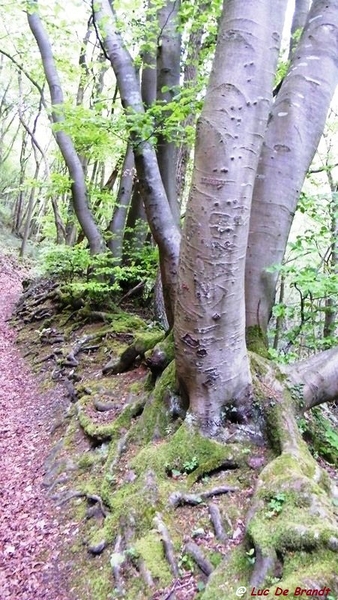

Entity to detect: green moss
[144,330,175,365]
[130,360,179,443]
[76,394,146,442]
[246,325,269,358]
[131,421,234,481]
[201,545,251,599]
[78,451,103,469]
[134,532,172,585]
[87,515,116,547]
[111,311,149,333]
[100,477,165,537]
[245,447,338,582]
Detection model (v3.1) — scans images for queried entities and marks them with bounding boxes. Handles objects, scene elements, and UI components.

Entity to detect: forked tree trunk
[245,0,338,340]
[174,0,288,434]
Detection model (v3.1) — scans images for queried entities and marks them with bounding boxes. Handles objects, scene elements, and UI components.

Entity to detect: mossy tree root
[153,513,179,578]
[183,541,213,576]
[201,365,338,599]
[77,394,147,442]
[145,330,175,376]
[169,486,238,508]
[208,502,228,543]
[244,372,338,591]
[111,534,125,595]
[63,330,110,367]
[102,330,164,375]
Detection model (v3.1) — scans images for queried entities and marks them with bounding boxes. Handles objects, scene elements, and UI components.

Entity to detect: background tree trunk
[27,0,104,254]
[156,0,181,227]
[245,0,338,340]
[94,0,181,326]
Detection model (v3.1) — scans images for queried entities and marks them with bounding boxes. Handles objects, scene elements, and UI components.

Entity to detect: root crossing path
[0,258,72,600]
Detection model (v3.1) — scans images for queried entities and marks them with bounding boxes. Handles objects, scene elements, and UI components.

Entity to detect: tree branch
[284,347,338,410]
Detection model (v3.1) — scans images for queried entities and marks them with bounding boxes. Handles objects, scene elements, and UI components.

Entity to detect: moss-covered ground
[11,280,338,600]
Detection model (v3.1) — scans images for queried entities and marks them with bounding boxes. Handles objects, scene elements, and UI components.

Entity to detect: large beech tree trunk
[245,0,338,339]
[174,0,288,434]
[27,0,104,254]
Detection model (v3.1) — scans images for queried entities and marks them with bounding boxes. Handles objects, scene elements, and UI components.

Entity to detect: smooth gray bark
[285,347,338,410]
[289,0,312,58]
[107,144,135,263]
[27,0,104,254]
[156,0,181,226]
[174,0,288,433]
[245,0,338,335]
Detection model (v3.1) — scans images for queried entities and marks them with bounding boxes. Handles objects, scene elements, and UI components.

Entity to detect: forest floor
[2,230,338,600]
[0,252,75,600]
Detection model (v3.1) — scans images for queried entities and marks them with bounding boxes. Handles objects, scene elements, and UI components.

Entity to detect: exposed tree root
[208,502,228,543]
[169,486,238,508]
[111,534,125,595]
[138,558,154,588]
[145,330,175,376]
[63,331,108,367]
[183,541,213,576]
[103,330,164,375]
[77,395,147,442]
[55,490,109,518]
[93,398,116,412]
[154,513,179,578]
[238,367,338,593]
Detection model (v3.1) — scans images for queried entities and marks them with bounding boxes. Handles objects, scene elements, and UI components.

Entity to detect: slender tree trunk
[156,0,181,227]
[289,0,311,58]
[323,179,338,339]
[94,0,181,326]
[174,0,288,434]
[27,0,104,254]
[245,0,338,340]
[20,157,40,256]
[273,273,285,350]
[49,196,66,244]
[107,144,135,263]
[12,130,28,234]
[176,1,211,203]
[123,182,148,254]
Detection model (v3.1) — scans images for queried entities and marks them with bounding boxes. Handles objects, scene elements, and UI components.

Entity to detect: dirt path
[0,256,72,600]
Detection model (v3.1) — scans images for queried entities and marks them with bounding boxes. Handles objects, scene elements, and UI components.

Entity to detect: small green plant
[266,493,286,518]
[182,456,199,473]
[125,546,140,561]
[297,417,308,435]
[165,456,199,478]
[245,547,255,565]
[178,552,195,573]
